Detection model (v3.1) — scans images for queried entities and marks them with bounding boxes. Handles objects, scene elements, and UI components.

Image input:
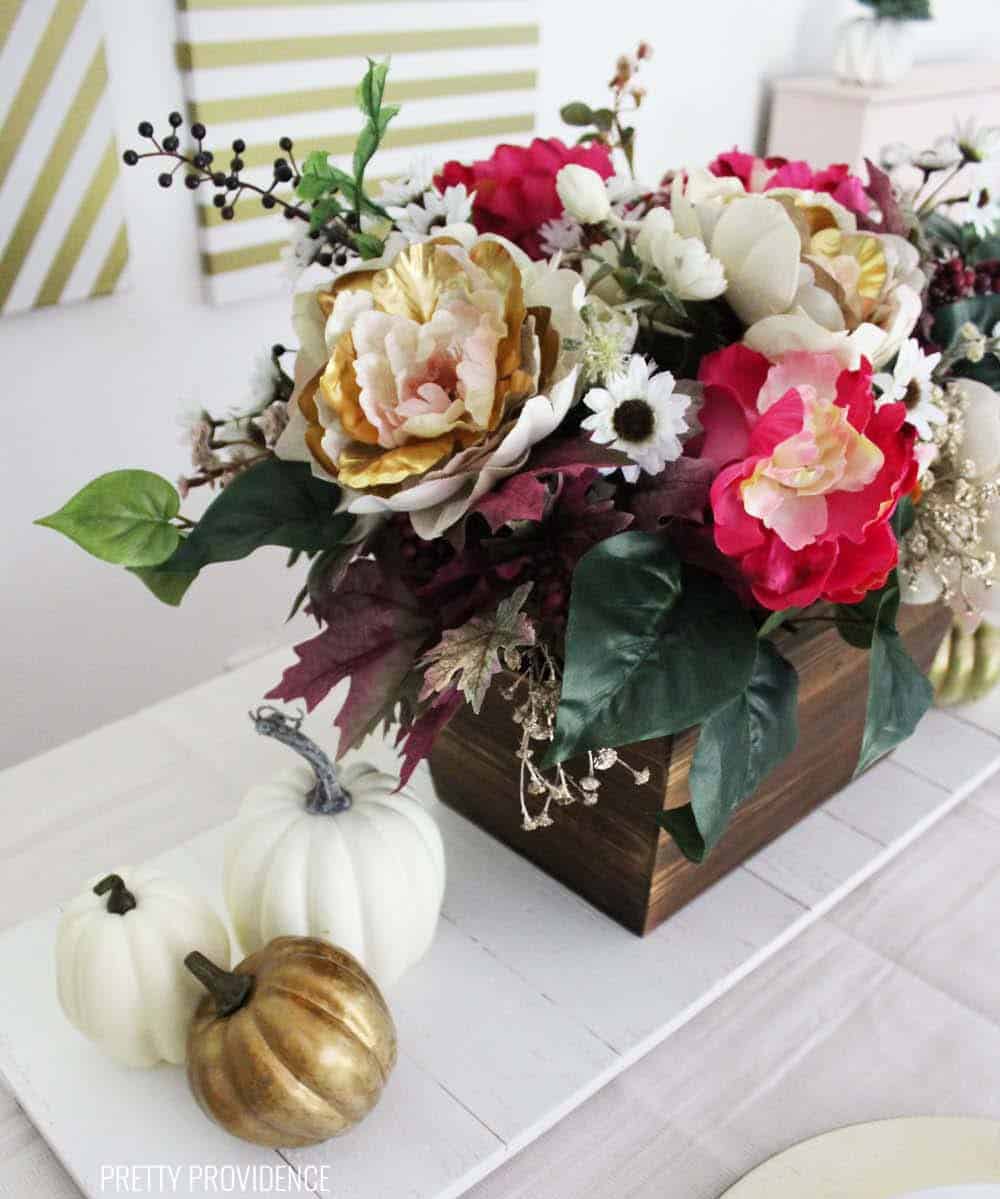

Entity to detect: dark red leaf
[860,159,908,237]
[396,686,464,787]
[629,458,716,531]
[267,559,434,755]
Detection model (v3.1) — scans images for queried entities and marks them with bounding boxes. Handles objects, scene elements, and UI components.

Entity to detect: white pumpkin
[56,868,230,1067]
[225,712,445,990]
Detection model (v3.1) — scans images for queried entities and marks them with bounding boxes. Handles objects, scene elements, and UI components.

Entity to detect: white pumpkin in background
[224,708,445,990]
[56,869,230,1067]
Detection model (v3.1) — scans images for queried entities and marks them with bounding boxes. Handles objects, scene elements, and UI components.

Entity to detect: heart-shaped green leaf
[545,532,758,765]
[659,641,799,862]
[36,471,181,567]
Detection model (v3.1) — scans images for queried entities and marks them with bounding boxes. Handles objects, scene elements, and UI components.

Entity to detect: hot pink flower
[436,138,614,258]
[697,345,916,610]
[709,149,871,217]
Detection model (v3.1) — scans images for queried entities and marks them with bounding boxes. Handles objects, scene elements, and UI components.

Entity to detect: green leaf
[835,577,901,650]
[968,235,1000,265]
[560,101,595,126]
[36,470,181,567]
[354,232,385,260]
[857,600,933,776]
[165,458,352,572]
[923,211,965,251]
[356,57,389,121]
[891,493,915,539]
[932,294,1000,350]
[658,641,799,862]
[591,107,614,132]
[352,59,398,187]
[544,532,758,765]
[129,564,198,607]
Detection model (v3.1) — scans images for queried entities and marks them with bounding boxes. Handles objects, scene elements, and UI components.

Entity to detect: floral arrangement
[858,0,932,20]
[38,53,1000,859]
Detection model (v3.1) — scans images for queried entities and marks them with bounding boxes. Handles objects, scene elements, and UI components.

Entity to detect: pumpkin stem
[249,705,352,814]
[184,952,254,1017]
[93,873,137,915]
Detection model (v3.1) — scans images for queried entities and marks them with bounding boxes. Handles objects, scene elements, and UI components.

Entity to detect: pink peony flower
[436,138,614,258]
[709,149,871,217]
[697,345,917,610]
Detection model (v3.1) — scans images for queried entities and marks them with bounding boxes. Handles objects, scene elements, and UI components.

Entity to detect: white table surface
[2,652,999,1199]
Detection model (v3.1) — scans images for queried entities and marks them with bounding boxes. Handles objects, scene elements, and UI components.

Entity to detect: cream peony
[634,208,726,301]
[672,171,923,367]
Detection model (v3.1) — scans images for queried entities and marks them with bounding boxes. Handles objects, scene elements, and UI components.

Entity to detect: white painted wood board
[1,646,998,1199]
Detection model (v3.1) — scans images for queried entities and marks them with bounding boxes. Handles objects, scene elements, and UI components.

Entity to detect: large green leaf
[545,532,758,765]
[129,565,198,607]
[165,458,351,572]
[658,641,799,862]
[856,590,933,776]
[36,470,181,567]
[835,578,901,649]
[932,295,1000,350]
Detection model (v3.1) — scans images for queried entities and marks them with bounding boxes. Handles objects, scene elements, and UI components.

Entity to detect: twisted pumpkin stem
[249,705,352,813]
[93,873,137,915]
[184,952,254,1018]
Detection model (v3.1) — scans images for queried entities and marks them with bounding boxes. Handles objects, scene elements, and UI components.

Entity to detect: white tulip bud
[556,165,611,225]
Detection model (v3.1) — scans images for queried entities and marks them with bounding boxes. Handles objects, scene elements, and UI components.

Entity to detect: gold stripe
[90,222,128,297]
[0,0,25,51]
[237,112,535,170]
[0,46,107,310]
[0,0,87,187]
[180,0,425,7]
[202,239,283,275]
[191,70,538,125]
[34,136,118,307]
[176,25,539,69]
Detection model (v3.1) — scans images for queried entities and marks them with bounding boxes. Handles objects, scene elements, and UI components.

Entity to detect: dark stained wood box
[429,603,951,935]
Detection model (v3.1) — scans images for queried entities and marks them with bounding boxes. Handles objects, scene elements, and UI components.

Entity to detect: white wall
[3,0,1000,768]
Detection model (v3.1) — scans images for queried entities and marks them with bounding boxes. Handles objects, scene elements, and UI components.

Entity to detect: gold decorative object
[930,620,1000,707]
[184,936,397,1148]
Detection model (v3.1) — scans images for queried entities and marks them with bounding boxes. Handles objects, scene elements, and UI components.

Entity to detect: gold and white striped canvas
[0,0,129,317]
[175,0,540,304]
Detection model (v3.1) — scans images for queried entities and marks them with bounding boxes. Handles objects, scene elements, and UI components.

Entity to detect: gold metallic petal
[470,239,526,383]
[319,333,380,445]
[337,435,455,489]
[370,242,466,322]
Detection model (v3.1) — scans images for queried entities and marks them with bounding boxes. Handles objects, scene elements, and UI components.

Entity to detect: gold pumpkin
[931,619,1000,707]
[185,936,397,1148]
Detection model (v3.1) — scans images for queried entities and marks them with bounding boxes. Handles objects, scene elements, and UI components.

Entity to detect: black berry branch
[122,111,366,268]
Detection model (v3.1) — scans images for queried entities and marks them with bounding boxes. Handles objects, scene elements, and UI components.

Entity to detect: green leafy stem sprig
[560,42,653,178]
[121,58,399,267]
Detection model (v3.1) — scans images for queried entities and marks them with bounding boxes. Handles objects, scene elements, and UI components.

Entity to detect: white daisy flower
[873,338,944,441]
[581,354,690,482]
[387,184,474,239]
[375,157,435,207]
[880,142,913,170]
[948,159,1000,237]
[954,119,1000,164]
[914,135,962,172]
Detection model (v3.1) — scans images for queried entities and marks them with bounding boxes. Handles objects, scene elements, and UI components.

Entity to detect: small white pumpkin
[224,708,445,989]
[56,868,230,1067]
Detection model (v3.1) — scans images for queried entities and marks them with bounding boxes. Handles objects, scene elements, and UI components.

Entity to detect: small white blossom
[873,338,944,441]
[581,354,690,482]
[556,164,611,224]
[540,215,584,256]
[961,321,988,363]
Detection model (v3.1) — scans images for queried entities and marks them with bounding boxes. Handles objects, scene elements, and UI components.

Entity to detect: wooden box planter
[429,603,952,935]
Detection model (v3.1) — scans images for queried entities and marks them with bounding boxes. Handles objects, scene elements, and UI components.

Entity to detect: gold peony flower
[291,237,558,475]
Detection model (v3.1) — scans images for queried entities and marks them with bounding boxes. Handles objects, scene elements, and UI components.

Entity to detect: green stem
[184,952,253,1017]
[93,874,137,915]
